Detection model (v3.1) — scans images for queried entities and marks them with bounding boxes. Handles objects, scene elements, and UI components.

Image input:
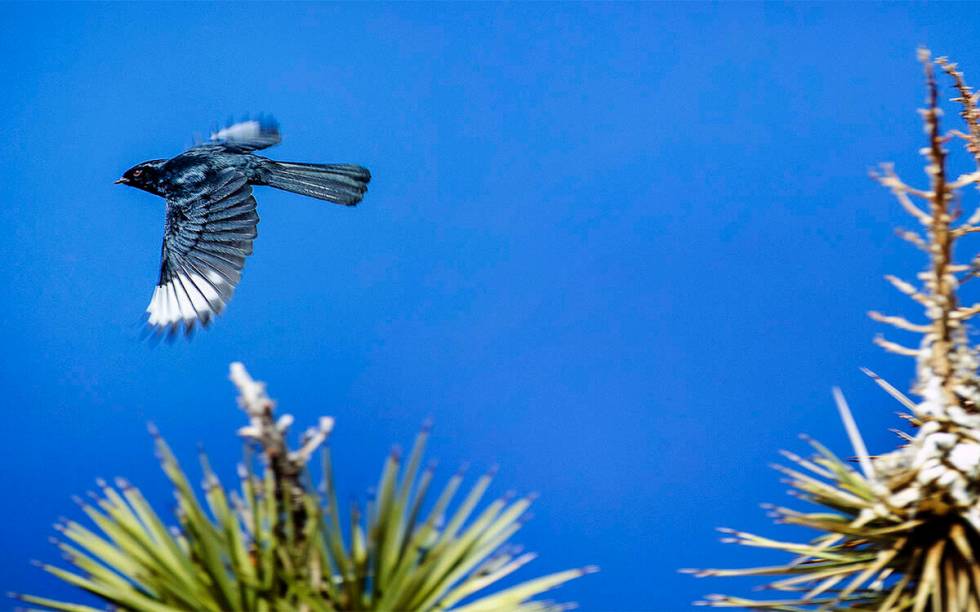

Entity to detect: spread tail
[262,161,371,206]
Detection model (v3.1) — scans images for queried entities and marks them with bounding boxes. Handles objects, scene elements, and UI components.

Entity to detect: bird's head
[116,159,166,194]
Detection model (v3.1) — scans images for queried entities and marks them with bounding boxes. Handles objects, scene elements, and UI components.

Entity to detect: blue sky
[3,3,980,610]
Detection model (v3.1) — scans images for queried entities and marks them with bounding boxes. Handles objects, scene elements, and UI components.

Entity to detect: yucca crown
[17,362,594,611]
[689,50,980,611]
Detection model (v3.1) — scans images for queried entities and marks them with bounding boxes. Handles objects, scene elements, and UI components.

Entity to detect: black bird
[117,117,371,336]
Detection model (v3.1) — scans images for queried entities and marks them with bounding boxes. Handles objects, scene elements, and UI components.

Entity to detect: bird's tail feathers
[262,161,371,206]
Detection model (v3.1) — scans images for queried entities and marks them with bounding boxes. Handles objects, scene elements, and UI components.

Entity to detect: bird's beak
[114,177,128,185]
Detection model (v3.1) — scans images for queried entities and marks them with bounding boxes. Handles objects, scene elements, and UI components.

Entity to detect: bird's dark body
[134,148,271,198]
[117,118,371,337]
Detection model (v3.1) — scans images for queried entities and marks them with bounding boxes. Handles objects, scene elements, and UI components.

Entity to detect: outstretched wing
[208,116,281,153]
[145,168,259,336]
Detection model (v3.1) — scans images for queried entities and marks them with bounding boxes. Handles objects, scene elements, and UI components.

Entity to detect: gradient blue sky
[3,3,980,610]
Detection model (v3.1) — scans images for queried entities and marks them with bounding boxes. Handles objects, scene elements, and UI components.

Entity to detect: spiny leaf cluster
[18,366,593,611]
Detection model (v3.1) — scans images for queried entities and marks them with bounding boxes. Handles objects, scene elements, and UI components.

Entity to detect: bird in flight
[117,117,371,338]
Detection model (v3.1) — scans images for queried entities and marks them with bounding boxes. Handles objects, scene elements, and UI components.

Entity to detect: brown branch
[919,49,958,403]
[953,303,980,320]
[937,56,980,169]
[874,335,922,357]
[872,164,931,224]
[868,311,931,333]
[230,362,333,548]
[950,170,980,190]
[952,224,980,238]
[884,274,930,306]
[896,228,929,252]
[965,207,980,228]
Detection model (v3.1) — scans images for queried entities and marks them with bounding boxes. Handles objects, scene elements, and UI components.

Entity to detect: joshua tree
[15,363,594,611]
[686,49,980,610]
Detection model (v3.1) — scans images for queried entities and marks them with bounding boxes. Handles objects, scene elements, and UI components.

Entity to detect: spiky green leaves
[689,50,980,611]
[686,432,980,610]
[17,367,594,611]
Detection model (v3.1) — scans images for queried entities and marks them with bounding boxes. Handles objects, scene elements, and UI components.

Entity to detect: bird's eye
[133,169,143,177]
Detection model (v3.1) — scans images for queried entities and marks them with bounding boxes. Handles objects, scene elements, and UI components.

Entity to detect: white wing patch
[146,273,231,329]
[148,169,258,338]
[208,117,280,151]
[211,120,262,143]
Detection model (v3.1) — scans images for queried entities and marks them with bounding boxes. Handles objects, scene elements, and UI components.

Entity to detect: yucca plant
[685,49,980,610]
[15,362,594,611]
